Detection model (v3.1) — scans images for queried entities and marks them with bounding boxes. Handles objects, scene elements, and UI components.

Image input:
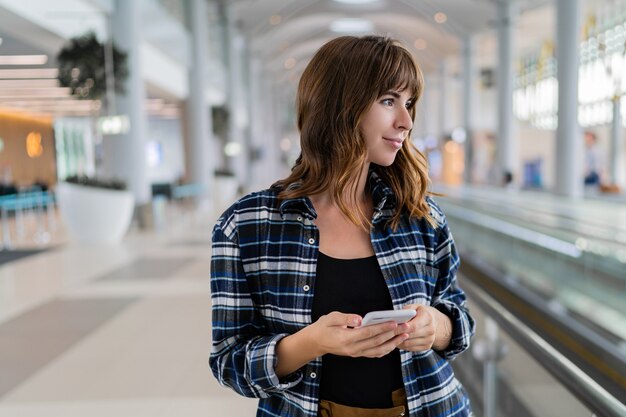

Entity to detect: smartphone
[360,309,416,327]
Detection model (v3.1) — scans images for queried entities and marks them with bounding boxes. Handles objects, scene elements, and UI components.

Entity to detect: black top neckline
[318,251,376,262]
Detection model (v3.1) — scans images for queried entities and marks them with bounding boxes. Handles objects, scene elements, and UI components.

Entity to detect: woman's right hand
[307,311,410,358]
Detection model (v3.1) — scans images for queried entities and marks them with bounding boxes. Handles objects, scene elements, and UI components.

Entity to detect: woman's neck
[310,163,371,209]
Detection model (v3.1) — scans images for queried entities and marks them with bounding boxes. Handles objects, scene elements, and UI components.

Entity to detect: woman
[210,35,475,417]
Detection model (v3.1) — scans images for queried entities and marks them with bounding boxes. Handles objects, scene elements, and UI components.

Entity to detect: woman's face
[360,89,414,166]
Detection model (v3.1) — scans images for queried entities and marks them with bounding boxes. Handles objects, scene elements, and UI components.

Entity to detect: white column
[186,0,214,202]
[438,60,449,139]
[247,56,266,191]
[266,77,283,182]
[422,75,436,137]
[104,0,150,206]
[555,0,583,198]
[609,97,622,185]
[416,82,428,139]
[462,37,476,184]
[496,0,516,186]
[224,4,248,186]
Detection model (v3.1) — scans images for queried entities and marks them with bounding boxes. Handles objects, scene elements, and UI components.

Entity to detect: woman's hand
[397,305,452,352]
[275,311,409,377]
[309,311,410,358]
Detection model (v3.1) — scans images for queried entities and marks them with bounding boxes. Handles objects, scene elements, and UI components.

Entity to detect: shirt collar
[278,182,317,219]
[277,170,396,218]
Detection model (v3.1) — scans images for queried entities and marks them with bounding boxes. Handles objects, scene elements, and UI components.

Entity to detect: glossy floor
[0,205,258,417]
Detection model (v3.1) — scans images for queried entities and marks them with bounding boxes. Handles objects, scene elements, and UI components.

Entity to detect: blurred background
[0,1,624,416]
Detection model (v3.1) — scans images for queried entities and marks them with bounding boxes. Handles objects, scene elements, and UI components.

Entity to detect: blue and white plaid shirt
[210,172,475,417]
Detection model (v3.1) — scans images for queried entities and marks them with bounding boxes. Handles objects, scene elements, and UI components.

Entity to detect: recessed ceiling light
[414,38,427,50]
[270,14,282,25]
[0,55,48,65]
[330,18,374,33]
[332,0,378,4]
[0,68,58,79]
[284,57,297,70]
[434,12,447,24]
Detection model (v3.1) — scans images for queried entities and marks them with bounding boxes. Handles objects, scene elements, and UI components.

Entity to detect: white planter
[56,182,134,244]
[214,175,239,208]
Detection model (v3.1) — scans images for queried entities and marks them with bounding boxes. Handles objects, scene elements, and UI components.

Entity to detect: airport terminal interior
[0,0,625,416]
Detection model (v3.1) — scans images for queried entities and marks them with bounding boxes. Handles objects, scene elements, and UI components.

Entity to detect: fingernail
[351,317,360,326]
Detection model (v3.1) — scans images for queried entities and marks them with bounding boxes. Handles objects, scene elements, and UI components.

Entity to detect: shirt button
[303,285,310,292]
[308,238,315,245]
[310,372,317,379]
[297,216,303,221]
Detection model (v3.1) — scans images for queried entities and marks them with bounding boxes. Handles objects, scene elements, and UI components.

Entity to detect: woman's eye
[381,98,394,106]
[405,100,414,109]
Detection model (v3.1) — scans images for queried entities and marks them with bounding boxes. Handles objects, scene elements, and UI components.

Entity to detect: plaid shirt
[210,172,475,417]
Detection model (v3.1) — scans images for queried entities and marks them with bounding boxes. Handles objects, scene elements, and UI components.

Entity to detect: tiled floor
[0,205,258,417]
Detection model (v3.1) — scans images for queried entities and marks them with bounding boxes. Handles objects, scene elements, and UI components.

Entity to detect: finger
[398,334,435,351]
[360,334,409,358]
[325,311,362,327]
[354,328,399,350]
[395,323,411,334]
[407,309,433,329]
[414,305,435,322]
[353,321,398,341]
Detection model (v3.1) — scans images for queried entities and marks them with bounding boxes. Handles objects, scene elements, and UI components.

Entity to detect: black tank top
[311,252,403,408]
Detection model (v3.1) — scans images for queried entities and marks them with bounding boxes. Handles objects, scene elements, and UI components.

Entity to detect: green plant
[65,175,127,191]
[56,32,128,100]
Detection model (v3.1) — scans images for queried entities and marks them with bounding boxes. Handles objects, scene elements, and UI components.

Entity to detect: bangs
[377,44,423,101]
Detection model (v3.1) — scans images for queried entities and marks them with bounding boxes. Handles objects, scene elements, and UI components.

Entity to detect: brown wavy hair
[273,35,434,229]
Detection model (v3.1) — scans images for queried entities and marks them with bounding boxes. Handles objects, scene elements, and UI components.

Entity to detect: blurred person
[210,35,475,417]
[584,131,603,186]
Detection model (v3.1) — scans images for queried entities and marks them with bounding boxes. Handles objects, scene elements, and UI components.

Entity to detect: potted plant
[56,175,134,244]
[56,32,128,102]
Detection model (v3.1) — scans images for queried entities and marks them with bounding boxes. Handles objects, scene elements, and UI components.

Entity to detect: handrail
[443,203,583,258]
[434,184,626,244]
[439,197,625,264]
[460,256,626,417]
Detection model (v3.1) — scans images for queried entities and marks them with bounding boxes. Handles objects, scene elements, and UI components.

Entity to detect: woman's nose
[395,107,413,131]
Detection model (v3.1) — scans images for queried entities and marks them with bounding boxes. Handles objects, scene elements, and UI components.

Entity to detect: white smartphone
[360,309,416,327]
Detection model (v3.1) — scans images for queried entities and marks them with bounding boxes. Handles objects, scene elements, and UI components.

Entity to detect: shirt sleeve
[209,220,303,398]
[430,217,476,360]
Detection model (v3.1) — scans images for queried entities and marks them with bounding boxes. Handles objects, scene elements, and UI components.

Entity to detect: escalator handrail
[460,255,626,417]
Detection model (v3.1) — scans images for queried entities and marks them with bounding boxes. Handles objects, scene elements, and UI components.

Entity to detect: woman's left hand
[397,305,452,352]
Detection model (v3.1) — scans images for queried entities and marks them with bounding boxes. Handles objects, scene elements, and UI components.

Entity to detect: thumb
[414,304,429,315]
[326,311,362,327]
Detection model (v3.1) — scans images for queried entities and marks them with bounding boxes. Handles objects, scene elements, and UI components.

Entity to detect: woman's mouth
[383,137,403,149]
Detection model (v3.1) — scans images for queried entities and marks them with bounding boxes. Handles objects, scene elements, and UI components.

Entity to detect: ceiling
[0,0,615,117]
[230,0,555,79]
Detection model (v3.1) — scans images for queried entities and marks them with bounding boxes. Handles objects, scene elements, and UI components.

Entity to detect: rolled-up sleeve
[430,217,475,360]
[209,221,302,398]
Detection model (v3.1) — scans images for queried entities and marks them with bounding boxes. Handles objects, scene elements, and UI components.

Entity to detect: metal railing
[459,253,626,417]
[441,200,625,343]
